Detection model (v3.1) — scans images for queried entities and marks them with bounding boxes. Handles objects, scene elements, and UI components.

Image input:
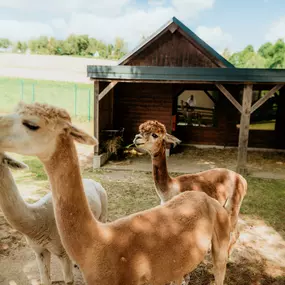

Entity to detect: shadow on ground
[186,248,285,285]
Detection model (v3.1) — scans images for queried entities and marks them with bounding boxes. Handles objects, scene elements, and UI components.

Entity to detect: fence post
[21,80,24,101]
[88,88,91,122]
[74,84,77,117]
[32,83,35,102]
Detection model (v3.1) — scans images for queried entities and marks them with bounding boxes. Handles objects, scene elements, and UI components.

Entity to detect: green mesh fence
[0,77,94,121]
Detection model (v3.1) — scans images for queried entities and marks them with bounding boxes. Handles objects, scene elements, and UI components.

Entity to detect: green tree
[0,38,11,48]
[113,37,127,59]
[77,35,89,55]
[229,45,265,68]
[15,41,28,53]
[28,36,49,54]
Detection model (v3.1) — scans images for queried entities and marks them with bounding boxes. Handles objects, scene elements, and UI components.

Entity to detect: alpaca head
[0,102,98,159]
[133,120,181,155]
[0,153,28,170]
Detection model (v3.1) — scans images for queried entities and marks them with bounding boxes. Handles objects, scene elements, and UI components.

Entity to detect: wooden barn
[87,17,285,174]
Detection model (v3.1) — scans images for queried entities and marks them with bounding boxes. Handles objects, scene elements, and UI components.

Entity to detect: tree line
[0,35,127,60]
[223,39,285,68]
[1,35,285,66]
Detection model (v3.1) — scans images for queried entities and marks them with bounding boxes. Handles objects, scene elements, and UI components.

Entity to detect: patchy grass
[237,120,276,130]
[20,157,48,180]
[176,146,285,175]
[84,169,159,221]
[241,177,285,238]
[12,154,285,237]
[5,161,285,284]
[249,121,275,130]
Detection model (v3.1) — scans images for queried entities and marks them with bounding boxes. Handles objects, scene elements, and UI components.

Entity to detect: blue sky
[0,0,285,54]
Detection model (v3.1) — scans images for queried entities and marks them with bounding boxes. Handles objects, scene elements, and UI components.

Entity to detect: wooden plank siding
[126,30,218,68]
[99,81,114,133]
[113,83,174,142]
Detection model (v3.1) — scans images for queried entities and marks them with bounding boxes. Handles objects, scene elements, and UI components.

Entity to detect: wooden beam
[98,81,118,101]
[203,90,217,104]
[237,84,253,175]
[250,84,284,114]
[216,84,242,113]
[94,80,99,155]
[168,22,178,33]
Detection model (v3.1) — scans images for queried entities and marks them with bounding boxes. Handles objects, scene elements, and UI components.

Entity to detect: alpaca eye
[22,121,40,131]
[152,133,158,138]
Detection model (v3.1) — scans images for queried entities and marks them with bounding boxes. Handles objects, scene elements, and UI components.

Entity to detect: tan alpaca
[0,102,231,285]
[0,152,108,285]
[133,120,247,255]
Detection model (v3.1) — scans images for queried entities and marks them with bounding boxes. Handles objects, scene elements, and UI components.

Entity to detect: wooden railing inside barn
[177,105,215,127]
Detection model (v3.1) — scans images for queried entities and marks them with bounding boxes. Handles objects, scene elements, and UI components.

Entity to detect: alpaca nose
[133,134,142,144]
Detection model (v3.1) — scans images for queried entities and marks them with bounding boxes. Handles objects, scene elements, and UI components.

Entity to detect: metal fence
[0,78,94,121]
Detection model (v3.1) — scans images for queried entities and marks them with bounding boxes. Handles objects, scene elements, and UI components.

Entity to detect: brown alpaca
[0,102,231,285]
[133,120,247,255]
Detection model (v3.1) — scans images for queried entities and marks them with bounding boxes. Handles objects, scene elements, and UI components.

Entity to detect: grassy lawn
[0,77,93,119]
[237,120,275,130]
[241,176,285,237]
[13,155,285,238]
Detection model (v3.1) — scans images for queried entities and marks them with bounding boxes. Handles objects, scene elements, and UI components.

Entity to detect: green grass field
[237,121,276,130]
[0,77,94,120]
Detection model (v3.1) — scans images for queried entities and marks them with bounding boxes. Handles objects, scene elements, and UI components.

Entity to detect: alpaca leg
[58,253,74,284]
[211,232,229,285]
[35,249,51,285]
[98,189,108,223]
[228,226,240,260]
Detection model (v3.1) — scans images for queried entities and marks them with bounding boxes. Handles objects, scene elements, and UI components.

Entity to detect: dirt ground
[1,146,285,284]
[104,145,285,180]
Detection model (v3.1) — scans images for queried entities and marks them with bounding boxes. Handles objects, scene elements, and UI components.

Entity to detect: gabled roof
[118,16,234,68]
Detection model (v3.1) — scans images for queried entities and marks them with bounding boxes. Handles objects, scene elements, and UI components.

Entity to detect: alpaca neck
[43,135,99,261]
[152,146,172,195]
[0,166,34,234]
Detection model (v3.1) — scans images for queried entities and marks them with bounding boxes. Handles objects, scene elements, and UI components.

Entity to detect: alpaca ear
[69,124,98,145]
[164,133,181,147]
[3,154,28,170]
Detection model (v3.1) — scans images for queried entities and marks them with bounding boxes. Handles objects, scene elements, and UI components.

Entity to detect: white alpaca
[0,152,107,285]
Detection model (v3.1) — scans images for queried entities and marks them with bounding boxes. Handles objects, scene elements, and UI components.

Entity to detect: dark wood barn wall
[127,29,218,67]
[99,82,113,132]
[113,83,174,142]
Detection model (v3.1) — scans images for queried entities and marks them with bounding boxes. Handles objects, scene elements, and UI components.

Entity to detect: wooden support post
[98,81,118,101]
[275,88,285,149]
[94,80,99,155]
[237,84,253,175]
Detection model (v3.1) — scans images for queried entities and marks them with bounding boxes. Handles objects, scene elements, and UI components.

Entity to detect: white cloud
[0,20,54,41]
[148,0,166,6]
[195,26,233,53]
[0,0,216,49]
[68,7,175,49]
[0,0,132,16]
[265,16,285,42]
[172,0,214,18]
